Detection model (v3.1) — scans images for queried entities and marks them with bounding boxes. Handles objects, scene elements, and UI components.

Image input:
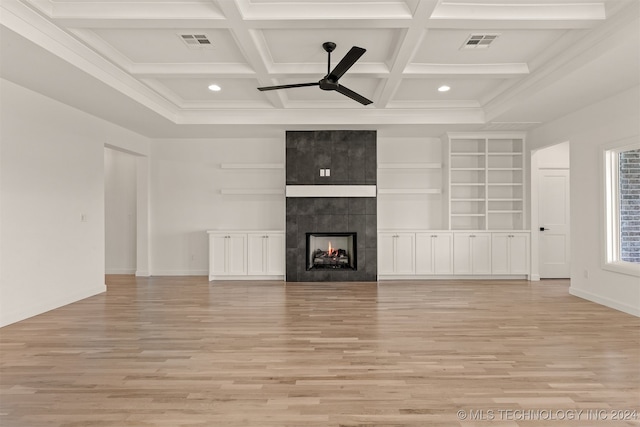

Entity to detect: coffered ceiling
[1,0,638,137]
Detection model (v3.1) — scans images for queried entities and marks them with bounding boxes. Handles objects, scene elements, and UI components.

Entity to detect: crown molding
[1,1,180,122]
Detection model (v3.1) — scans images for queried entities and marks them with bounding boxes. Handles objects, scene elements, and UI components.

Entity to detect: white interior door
[539,169,570,278]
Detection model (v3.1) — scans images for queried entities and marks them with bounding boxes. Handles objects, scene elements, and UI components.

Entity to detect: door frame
[530,141,570,281]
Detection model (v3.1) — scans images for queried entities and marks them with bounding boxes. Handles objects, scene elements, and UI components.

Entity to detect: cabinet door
[247,234,266,275]
[378,233,396,275]
[491,234,510,274]
[227,234,247,275]
[509,233,529,275]
[209,234,228,276]
[433,233,453,275]
[453,234,472,274]
[415,233,434,274]
[471,233,492,274]
[395,233,415,274]
[265,233,285,275]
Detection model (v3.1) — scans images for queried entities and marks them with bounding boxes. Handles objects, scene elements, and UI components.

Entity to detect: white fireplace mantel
[285,185,376,198]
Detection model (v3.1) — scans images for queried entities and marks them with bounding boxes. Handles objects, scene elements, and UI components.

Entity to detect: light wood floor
[1,277,639,427]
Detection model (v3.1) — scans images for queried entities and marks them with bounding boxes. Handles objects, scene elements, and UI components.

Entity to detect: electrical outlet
[81,213,88,222]
[325,168,330,177]
[320,169,325,177]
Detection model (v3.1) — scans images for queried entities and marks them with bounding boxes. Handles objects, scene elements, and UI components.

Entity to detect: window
[603,139,640,276]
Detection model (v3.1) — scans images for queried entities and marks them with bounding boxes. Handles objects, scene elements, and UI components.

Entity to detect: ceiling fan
[257,42,373,106]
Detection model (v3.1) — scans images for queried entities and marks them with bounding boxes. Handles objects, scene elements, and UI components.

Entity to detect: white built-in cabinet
[415,232,453,275]
[247,233,285,276]
[378,230,530,279]
[209,233,247,277]
[491,233,529,275]
[378,232,415,275]
[208,231,284,280]
[453,232,492,275]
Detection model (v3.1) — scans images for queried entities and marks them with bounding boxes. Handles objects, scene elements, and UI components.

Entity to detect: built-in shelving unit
[444,133,525,231]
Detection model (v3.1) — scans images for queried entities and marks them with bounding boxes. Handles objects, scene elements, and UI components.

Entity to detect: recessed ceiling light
[438,85,450,92]
[208,84,221,92]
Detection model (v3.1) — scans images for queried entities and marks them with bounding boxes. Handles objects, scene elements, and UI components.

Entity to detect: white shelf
[489,210,523,214]
[221,189,284,195]
[378,162,441,169]
[452,198,485,202]
[451,152,485,156]
[378,188,442,195]
[451,167,485,171]
[451,183,485,186]
[221,163,284,169]
[488,183,523,186]
[451,213,486,217]
[490,198,523,202]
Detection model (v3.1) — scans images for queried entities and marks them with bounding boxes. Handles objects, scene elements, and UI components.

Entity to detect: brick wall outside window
[620,149,640,263]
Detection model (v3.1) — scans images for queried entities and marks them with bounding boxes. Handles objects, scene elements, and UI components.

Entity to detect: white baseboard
[151,270,208,276]
[530,274,541,281]
[377,274,530,281]
[570,287,640,317]
[135,270,150,277]
[210,275,285,281]
[105,268,136,275]
[0,283,107,327]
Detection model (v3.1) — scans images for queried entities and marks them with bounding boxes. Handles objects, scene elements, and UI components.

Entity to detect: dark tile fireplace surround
[285,130,377,282]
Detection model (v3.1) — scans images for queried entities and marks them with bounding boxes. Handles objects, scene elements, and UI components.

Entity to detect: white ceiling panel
[413,29,569,64]
[90,28,248,64]
[394,78,505,101]
[154,78,265,102]
[260,28,401,65]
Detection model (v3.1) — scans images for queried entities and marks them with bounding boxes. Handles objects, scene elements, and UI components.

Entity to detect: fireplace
[306,232,357,271]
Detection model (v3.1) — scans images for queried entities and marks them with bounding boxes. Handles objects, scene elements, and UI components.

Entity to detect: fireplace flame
[328,241,334,256]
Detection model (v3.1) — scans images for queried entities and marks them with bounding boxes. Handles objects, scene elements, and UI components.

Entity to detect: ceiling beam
[178,107,485,126]
[376,0,440,108]
[431,2,606,22]
[216,1,285,108]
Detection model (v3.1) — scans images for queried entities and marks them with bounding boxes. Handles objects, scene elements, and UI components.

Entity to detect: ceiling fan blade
[328,46,365,82]
[335,84,373,105]
[257,82,319,91]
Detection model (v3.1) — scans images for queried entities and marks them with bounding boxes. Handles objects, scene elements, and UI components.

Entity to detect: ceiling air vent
[179,34,213,49]
[461,33,500,50]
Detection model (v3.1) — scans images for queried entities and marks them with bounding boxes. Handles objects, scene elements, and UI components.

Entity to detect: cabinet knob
[431,235,437,238]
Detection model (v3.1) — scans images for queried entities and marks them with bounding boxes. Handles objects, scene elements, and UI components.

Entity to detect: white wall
[528,86,640,316]
[149,138,285,275]
[537,141,570,169]
[0,78,149,326]
[104,147,137,274]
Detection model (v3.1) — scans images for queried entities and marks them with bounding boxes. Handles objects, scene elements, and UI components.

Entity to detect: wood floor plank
[1,276,639,426]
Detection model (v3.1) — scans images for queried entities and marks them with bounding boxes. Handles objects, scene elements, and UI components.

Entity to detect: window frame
[602,137,640,277]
